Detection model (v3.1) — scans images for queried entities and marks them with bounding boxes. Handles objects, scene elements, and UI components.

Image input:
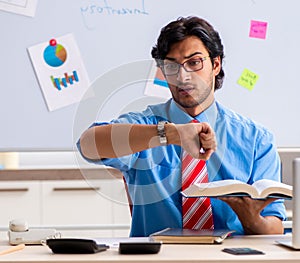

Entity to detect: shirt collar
[168,99,218,129]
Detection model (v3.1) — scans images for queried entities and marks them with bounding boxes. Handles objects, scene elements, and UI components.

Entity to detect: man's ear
[213,56,221,76]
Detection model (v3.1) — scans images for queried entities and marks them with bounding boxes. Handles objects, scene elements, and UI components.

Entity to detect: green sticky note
[237,68,259,91]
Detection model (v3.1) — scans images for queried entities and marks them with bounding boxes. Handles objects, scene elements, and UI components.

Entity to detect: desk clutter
[6,219,162,255]
[44,237,162,255]
[45,238,162,254]
[5,219,231,255]
[44,227,232,254]
[8,219,58,245]
[3,219,248,255]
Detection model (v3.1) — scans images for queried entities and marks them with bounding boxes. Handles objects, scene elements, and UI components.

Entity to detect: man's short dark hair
[151,16,225,91]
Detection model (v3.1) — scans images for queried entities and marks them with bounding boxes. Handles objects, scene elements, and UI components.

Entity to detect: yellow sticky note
[237,68,259,91]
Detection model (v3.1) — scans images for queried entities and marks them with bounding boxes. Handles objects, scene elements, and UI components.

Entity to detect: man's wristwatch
[157,121,168,146]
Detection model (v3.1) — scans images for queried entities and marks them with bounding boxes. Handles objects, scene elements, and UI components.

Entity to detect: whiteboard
[0,0,299,151]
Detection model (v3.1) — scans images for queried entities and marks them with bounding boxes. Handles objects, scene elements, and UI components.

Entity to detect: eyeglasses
[162,56,209,76]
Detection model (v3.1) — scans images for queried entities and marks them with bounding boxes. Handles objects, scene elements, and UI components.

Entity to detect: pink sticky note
[249,20,268,39]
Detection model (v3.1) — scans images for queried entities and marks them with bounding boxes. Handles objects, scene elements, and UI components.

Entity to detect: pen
[0,244,25,256]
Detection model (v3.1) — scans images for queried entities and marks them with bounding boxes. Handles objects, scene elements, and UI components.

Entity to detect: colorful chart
[50,71,79,91]
[43,39,67,67]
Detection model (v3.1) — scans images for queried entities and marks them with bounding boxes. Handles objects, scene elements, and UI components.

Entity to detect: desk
[0,234,299,262]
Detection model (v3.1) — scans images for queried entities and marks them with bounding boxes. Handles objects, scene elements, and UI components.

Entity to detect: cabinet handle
[0,188,29,192]
[52,187,100,191]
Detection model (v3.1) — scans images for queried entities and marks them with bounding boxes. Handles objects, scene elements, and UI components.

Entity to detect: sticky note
[249,20,268,39]
[237,69,259,91]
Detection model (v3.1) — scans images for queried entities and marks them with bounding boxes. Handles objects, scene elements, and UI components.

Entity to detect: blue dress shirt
[77,99,286,237]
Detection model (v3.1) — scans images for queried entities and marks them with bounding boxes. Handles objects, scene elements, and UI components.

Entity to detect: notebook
[149,228,234,244]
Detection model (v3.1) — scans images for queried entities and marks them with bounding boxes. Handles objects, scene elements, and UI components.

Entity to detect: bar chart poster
[27,33,90,111]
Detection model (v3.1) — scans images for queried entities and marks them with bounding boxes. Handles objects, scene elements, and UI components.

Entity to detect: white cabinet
[41,180,113,225]
[0,179,131,236]
[0,181,41,226]
[110,178,131,236]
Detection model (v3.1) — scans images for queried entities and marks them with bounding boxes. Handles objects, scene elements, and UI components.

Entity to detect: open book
[181,179,292,199]
[149,228,234,244]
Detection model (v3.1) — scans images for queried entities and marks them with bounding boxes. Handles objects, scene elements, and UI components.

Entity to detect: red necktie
[182,121,214,230]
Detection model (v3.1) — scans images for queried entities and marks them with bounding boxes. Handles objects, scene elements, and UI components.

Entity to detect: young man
[78,16,286,237]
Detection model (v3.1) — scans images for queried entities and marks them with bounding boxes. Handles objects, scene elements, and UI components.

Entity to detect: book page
[184,179,258,198]
[182,179,292,199]
[252,179,292,198]
[194,179,244,189]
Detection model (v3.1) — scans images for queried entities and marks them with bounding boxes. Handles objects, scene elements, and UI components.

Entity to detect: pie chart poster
[27,33,90,111]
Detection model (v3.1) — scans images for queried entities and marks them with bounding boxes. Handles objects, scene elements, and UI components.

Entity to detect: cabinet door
[0,181,41,226]
[110,178,131,236]
[41,180,113,225]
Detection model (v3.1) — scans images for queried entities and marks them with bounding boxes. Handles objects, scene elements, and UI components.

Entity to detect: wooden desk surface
[0,234,298,262]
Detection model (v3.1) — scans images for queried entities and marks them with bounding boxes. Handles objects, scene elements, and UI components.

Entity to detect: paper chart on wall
[27,33,91,111]
[0,0,38,17]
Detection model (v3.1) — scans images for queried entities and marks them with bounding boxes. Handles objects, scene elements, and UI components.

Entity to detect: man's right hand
[169,122,217,159]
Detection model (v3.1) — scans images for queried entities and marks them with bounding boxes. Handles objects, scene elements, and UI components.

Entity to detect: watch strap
[157,121,168,146]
